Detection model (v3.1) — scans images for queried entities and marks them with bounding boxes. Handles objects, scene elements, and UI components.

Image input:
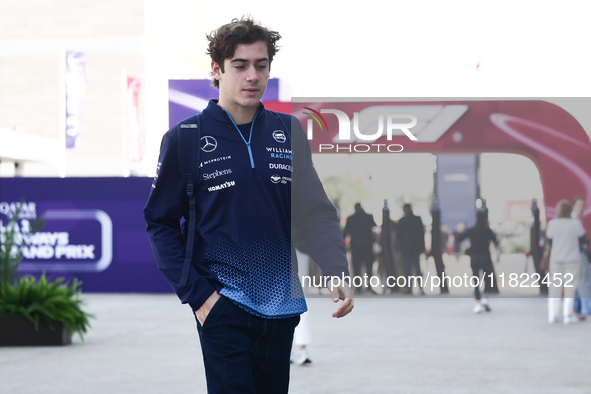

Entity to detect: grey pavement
[1,292,590,394]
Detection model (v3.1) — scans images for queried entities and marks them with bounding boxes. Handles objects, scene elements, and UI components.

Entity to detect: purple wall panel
[0,177,172,293]
[168,78,280,128]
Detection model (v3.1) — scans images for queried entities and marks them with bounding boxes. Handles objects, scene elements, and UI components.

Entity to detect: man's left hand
[330,281,354,318]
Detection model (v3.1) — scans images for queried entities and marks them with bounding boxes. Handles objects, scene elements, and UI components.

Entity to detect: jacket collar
[203,99,266,125]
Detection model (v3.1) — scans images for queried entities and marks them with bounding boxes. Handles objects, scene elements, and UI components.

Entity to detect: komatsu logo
[207,181,236,192]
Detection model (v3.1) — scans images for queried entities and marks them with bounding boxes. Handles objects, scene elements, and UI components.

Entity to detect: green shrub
[0,206,24,286]
[0,201,44,286]
[0,272,94,340]
[1,201,94,340]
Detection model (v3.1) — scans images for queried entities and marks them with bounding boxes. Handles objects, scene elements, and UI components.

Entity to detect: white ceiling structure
[0,128,65,175]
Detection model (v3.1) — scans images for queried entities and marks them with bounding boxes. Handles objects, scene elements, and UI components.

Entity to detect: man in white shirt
[546,199,586,324]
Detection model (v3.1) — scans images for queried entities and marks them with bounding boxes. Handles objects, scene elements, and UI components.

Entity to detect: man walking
[343,203,377,293]
[397,203,426,294]
[144,17,353,393]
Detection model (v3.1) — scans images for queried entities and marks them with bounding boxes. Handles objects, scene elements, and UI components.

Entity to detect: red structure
[291,100,591,231]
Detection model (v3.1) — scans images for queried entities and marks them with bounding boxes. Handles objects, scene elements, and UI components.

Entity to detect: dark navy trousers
[470,253,494,299]
[196,295,300,394]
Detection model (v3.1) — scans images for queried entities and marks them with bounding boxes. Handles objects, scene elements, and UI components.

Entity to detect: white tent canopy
[0,127,65,175]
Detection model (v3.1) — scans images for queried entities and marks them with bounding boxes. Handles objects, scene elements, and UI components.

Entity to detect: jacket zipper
[225,108,261,169]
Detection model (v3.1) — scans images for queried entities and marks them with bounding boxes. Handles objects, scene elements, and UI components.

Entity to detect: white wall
[0,0,211,177]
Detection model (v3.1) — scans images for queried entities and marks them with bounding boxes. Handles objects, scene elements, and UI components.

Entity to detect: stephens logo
[272,130,286,143]
[203,168,232,180]
[200,136,217,152]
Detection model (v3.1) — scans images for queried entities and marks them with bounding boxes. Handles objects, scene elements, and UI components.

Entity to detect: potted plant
[0,203,94,346]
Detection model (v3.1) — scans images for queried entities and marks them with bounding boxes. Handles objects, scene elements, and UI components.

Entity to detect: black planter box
[0,314,72,346]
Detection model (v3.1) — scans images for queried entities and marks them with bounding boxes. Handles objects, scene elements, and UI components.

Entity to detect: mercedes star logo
[200,136,217,152]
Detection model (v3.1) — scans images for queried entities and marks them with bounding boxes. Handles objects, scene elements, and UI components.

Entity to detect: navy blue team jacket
[144,100,348,318]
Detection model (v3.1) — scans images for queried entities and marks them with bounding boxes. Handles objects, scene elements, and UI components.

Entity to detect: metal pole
[479,199,499,293]
[530,199,548,295]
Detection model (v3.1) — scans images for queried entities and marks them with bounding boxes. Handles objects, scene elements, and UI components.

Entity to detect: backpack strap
[176,114,201,287]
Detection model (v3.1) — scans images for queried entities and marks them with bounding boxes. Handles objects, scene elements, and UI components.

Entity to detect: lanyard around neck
[225,108,262,169]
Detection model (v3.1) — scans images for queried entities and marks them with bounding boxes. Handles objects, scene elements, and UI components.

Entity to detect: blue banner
[0,178,171,293]
[65,51,86,149]
[436,154,478,230]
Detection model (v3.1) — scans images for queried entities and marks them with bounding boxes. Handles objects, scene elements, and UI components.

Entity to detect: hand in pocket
[196,291,221,326]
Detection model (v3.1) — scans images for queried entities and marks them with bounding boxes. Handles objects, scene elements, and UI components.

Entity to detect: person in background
[572,196,591,319]
[397,203,426,295]
[379,219,398,291]
[343,203,377,294]
[293,234,313,365]
[546,199,586,324]
[456,210,499,313]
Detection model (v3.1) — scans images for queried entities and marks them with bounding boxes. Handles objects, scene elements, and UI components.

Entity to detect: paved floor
[1,292,590,394]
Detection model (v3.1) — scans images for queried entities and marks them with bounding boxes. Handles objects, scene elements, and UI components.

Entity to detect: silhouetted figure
[572,196,591,318]
[456,210,499,313]
[344,203,377,293]
[547,199,586,324]
[397,203,425,294]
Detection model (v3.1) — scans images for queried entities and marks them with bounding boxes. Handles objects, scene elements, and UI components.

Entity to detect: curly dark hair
[206,16,281,89]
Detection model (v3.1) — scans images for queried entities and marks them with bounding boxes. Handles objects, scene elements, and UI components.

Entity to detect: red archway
[291,100,591,231]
